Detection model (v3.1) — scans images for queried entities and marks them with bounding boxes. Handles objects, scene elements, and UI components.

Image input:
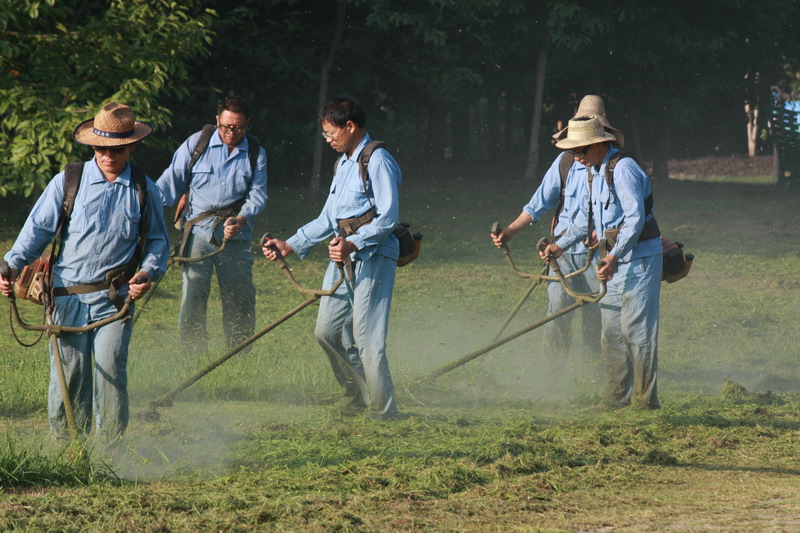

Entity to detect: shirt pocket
[112,211,141,242]
[191,163,214,189]
[229,164,252,198]
[67,204,90,236]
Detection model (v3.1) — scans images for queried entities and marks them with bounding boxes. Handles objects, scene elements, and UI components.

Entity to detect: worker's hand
[223,216,246,240]
[596,255,617,281]
[490,225,517,248]
[262,238,293,261]
[539,243,563,262]
[584,230,598,250]
[128,271,152,300]
[0,267,19,297]
[328,236,357,263]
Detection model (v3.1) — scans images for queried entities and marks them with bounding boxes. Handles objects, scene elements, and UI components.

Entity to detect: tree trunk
[309,1,346,193]
[523,38,550,181]
[744,102,759,157]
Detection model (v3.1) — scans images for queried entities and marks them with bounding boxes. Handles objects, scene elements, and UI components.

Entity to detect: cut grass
[1,169,799,530]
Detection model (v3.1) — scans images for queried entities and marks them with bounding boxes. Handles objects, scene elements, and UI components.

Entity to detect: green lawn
[2,166,800,531]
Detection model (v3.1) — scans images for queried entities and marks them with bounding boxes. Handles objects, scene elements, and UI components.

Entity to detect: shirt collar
[347,133,372,162]
[211,129,250,152]
[89,158,132,185]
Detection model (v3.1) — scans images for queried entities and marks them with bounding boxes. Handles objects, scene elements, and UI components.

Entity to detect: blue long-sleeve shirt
[4,159,170,316]
[288,134,401,261]
[523,154,589,255]
[557,145,661,262]
[156,129,268,242]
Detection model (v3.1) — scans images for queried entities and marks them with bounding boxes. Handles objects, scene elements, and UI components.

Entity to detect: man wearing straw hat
[0,102,170,439]
[491,96,623,361]
[540,116,662,409]
[157,96,267,352]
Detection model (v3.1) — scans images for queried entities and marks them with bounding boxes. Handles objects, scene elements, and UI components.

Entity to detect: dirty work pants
[180,235,255,351]
[50,298,132,440]
[544,251,601,357]
[599,253,662,408]
[315,254,397,418]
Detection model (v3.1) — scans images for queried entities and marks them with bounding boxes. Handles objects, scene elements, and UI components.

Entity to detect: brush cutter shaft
[140,247,346,419]
[426,277,606,380]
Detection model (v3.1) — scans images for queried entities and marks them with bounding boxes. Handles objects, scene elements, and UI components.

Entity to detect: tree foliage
[0,0,215,196]
[2,0,799,195]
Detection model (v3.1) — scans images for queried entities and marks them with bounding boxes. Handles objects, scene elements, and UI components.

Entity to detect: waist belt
[178,198,246,255]
[51,264,132,311]
[603,217,661,252]
[338,207,377,236]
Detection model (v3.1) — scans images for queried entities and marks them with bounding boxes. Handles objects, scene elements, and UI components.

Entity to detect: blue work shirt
[288,134,401,261]
[4,159,170,324]
[557,145,661,262]
[523,154,590,255]
[156,129,268,243]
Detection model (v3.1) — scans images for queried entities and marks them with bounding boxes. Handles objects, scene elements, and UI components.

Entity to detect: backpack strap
[550,151,575,238]
[603,151,660,241]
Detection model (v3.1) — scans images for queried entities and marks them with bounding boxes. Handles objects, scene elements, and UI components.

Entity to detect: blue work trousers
[180,235,256,350]
[544,252,601,357]
[600,253,662,408]
[315,254,397,418]
[49,300,132,440]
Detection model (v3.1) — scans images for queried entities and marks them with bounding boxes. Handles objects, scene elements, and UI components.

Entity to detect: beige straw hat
[553,95,624,147]
[554,117,617,150]
[73,102,152,146]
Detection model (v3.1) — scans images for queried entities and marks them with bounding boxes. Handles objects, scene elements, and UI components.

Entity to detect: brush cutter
[1,260,145,441]
[137,233,346,422]
[417,223,606,382]
[131,219,237,327]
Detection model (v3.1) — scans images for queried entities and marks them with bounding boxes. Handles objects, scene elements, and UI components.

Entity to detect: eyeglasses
[93,145,128,154]
[218,123,246,134]
[321,129,340,140]
[568,146,590,157]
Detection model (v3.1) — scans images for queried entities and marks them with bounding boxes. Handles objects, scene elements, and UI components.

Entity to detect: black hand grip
[491,222,502,236]
[226,218,238,225]
[133,274,149,285]
[536,237,551,253]
[260,233,289,268]
[0,261,10,279]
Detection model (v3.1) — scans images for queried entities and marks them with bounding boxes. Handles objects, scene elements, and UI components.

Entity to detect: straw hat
[553,95,624,147]
[73,102,152,146]
[554,117,617,150]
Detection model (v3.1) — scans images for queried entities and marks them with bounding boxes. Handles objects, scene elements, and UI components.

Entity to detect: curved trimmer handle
[491,222,509,251]
[0,260,15,302]
[259,232,289,270]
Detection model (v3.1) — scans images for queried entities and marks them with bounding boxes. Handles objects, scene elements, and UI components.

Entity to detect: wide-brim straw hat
[73,101,152,147]
[553,95,624,148]
[554,117,617,150]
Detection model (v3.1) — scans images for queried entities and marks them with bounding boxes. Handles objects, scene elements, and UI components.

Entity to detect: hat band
[92,127,135,139]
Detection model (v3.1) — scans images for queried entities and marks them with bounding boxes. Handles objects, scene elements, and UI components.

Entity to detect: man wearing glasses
[491,96,622,364]
[157,97,267,352]
[262,97,402,421]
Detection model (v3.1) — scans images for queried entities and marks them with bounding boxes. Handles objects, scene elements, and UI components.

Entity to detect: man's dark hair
[319,97,366,128]
[218,96,249,118]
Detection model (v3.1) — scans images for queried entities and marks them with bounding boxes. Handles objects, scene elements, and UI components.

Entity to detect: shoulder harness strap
[604,151,660,240]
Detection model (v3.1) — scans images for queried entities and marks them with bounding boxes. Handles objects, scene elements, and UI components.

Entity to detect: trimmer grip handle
[260,233,289,269]
[491,222,502,237]
[0,261,15,301]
